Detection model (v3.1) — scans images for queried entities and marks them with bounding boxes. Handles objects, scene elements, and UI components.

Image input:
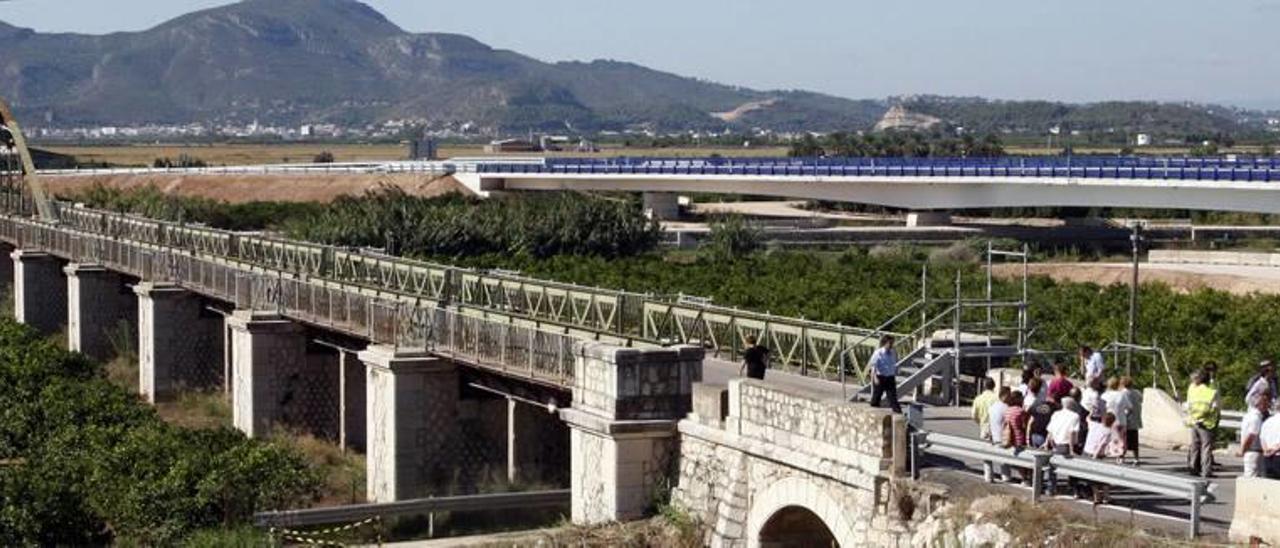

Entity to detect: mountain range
[0,0,1274,137]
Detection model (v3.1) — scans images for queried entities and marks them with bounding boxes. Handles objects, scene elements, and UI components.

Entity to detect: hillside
[0,0,880,132]
[0,0,1272,138]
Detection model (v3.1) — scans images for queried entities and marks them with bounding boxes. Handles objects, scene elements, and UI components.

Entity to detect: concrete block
[1230,478,1280,545]
[1141,387,1188,450]
[692,383,729,425]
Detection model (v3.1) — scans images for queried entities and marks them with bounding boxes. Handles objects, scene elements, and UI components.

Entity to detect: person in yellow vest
[1185,369,1220,478]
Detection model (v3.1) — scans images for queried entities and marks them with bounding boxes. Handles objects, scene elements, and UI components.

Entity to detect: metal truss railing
[0,214,581,387]
[0,195,1030,390]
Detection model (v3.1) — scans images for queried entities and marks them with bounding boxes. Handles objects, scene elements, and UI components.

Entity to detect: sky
[2,0,1278,108]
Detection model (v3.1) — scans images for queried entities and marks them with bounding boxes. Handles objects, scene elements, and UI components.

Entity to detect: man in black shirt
[741,335,769,380]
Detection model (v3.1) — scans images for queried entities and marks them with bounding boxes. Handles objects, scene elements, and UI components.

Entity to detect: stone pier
[228,311,308,438]
[135,283,223,403]
[362,345,460,502]
[12,250,67,334]
[561,343,703,524]
[65,264,136,361]
[339,349,367,452]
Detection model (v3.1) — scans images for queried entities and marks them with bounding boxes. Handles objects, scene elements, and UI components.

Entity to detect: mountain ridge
[0,0,1272,137]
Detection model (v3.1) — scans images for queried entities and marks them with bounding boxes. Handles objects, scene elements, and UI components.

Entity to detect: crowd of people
[971,347,1144,501]
[970,349,1280,497]
[1189,360,1280,479]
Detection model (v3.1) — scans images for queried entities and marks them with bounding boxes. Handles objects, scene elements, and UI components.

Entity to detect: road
[702,357,1238,536]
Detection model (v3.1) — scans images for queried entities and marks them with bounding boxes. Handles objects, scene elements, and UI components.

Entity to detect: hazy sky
[2,0,1278,107]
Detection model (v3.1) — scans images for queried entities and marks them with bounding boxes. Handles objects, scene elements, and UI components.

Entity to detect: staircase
[852,341,1021,406]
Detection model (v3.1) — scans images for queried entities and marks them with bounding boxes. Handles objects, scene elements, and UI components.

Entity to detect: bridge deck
[702,356,1236,535]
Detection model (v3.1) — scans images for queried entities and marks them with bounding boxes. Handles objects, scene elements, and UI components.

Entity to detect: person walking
[1080,345,1105,387]
[1121,376,1144,464]
[869,335,901,414]
[972,377,999,441]
[740,335,770,380]
[1185,370,1220,478]
[1239,391,1270,479]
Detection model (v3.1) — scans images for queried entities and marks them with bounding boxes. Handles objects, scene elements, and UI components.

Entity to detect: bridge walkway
[703,356,1236,535]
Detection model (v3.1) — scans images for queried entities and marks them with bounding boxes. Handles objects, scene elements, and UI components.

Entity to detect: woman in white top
[1101,377,1132,431]
[1081,377,1107,420]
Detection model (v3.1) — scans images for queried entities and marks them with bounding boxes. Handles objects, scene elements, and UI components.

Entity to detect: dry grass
[44,143,792,167]
[104,355,139,392]
[155,390,233,430]
[271,427,366,506]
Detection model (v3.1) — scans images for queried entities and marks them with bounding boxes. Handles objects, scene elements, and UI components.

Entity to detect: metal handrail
[254,489,570,529]
[913,431,1212,539]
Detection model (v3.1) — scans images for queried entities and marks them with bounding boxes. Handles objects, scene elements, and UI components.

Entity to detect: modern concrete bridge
[45,156,1280,221]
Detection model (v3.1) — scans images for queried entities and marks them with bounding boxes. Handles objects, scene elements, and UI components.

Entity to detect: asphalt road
[701,357,1238,537]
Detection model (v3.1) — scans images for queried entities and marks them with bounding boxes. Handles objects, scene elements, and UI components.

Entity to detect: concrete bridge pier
[905,211,953,227]
[135,283,223,403]
[0,242,14,295]
[361,345,460,502]
[339,349,367,452]
[228,311,309,438]
[12,250,67,334]
[65,264,136,361]
[561,343,703,524]
[643,192,681,221]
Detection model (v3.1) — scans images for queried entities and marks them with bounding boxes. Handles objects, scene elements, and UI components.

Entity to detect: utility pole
[1127,223,1143,373]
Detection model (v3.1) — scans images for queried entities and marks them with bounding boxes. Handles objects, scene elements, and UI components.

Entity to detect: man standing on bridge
[869,335,901,414]
[740,335,770,381]
[1080,346,1105,387]
[1185,370,1220,478]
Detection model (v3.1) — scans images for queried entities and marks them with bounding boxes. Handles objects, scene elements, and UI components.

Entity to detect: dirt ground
[993,262,1280,295]
[44,173,468,203]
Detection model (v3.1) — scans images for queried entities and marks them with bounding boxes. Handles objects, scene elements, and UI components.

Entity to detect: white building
[1136,133,1152,147]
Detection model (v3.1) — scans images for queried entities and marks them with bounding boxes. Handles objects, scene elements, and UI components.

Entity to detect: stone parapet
[572,342,702,421]
[730,379,896,467]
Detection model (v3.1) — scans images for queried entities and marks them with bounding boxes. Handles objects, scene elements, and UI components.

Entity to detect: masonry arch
[746,476,856,548]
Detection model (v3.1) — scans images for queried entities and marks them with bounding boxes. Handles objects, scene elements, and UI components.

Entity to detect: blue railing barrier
[474,156,1280,183]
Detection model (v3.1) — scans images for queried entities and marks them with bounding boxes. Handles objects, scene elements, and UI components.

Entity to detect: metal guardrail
[254,489,571,529]
[911,431,1213,539]
[477,156,1280,182]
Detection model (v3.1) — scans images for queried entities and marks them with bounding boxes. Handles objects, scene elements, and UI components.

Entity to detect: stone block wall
[572,342,703,420]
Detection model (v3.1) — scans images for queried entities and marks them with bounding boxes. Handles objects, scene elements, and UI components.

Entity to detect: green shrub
[0,318,320,545]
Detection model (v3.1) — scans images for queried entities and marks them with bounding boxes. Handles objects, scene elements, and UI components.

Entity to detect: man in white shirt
[1239,391,1270,478]
[1047,397,1083,452]
[868,335,901,414]
[1261,408,1280,479]
[1080,345,1105,386]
